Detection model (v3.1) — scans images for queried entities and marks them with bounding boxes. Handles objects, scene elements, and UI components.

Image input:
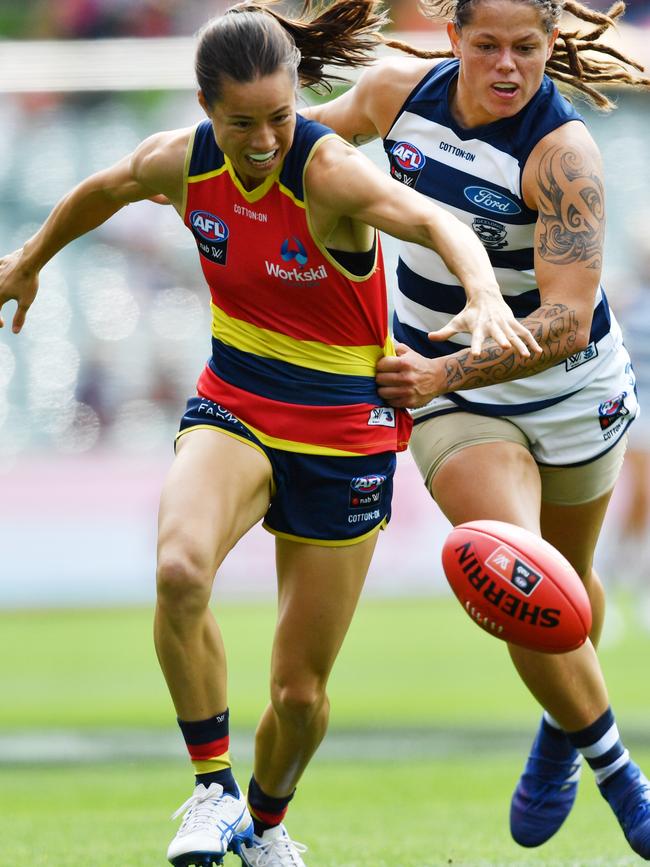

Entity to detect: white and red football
[441,520,592,653]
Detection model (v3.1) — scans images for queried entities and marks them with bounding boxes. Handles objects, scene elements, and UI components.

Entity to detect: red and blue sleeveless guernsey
[182,115,412,456]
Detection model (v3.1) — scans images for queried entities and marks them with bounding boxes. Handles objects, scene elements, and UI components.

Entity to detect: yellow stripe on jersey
[211,302,390,377]
[245,421,362,457]
[186,164,230,184]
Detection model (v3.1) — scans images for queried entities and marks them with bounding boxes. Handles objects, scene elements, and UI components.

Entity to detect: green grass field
[2,595,649,865]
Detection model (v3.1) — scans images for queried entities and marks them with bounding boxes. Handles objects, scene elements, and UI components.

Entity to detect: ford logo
[190,210,229,242]
[464,186,521,215]
[391,141,425,172]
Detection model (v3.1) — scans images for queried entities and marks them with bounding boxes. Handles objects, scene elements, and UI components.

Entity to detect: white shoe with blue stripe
[167,782,254,866]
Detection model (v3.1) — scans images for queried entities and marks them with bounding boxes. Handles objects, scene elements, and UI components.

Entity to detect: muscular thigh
[158,427,273,574]
[413,412,542,532]
[539,437,627,575]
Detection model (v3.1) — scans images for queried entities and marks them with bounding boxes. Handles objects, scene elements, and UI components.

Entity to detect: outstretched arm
[306,136,540,357]
[376,122,603,407]
[0,127,189,333]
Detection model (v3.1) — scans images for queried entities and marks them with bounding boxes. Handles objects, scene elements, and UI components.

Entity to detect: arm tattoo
[536,146,604,270]
[443,302,579,391]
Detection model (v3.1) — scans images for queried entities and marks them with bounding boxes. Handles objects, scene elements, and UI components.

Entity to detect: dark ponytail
[196,0,388,106]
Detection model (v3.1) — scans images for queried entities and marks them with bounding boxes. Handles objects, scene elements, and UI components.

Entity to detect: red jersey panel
[183,116,412,456]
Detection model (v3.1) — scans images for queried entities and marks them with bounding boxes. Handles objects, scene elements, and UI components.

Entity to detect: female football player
[0,3,537,865]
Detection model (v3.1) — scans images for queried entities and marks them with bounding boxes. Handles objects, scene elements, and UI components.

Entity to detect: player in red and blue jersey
[0,3,538,865]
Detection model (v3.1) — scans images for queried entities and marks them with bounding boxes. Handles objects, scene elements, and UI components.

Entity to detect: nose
[495,48,516,73]
[250,123,276,152]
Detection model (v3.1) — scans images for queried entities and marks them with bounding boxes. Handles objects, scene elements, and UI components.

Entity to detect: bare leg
[154,429,272,720]
[431,441,608,730]
[253,533,378,796]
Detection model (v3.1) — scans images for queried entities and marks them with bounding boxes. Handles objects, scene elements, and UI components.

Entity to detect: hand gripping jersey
[384,59,626,420]
[183,115,411,456]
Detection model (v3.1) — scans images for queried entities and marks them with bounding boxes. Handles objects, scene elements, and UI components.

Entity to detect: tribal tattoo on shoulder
[443,303,579,391]
[535,146,605,270]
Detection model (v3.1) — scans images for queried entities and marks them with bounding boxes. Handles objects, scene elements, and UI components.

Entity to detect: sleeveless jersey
[384,59,623,418]
[183,115,411,455]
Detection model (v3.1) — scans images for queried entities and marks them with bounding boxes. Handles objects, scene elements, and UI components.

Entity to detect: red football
[441,520,592,653]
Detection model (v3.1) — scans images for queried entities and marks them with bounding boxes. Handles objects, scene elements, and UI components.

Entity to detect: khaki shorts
[410,411,628,506]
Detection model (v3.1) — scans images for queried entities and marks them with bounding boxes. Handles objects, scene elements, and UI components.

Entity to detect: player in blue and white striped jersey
[307,0,650,858]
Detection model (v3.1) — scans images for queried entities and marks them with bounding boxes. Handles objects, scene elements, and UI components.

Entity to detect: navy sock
[177,710,239,797]
[538,712,577,761]
[247,775,295,835]
[567,707,630,785]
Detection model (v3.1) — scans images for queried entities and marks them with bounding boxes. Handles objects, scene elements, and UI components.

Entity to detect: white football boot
[167,782,254,866]
[239,823,307,867]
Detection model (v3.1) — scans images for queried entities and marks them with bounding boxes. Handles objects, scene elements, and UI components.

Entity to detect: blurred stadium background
[2,2,650,864]
[1,0,650,611]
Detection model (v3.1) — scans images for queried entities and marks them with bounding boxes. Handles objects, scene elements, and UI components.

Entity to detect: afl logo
[190,210,229,242]
[390,141,425,172]
[464,186,521,215]
[351,475,386,494]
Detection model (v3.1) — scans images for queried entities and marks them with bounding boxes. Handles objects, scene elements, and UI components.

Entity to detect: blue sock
[538,711,577,761]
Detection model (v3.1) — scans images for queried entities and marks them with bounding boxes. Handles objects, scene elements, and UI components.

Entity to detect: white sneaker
[167,782,254,866]
[239,824,307,867]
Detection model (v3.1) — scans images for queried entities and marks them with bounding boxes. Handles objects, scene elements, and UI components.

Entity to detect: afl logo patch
[390,141,425,171]
[190,210,229,265]
[598,392,629,430]
[351,475,386,494]
[389,141,425,188]
[464,186,522,216]
[349,474,386,509]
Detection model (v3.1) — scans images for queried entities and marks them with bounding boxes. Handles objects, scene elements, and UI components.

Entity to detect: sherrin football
[441,520,592,653]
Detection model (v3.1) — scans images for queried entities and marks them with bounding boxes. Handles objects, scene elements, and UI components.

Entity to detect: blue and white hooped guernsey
[384,58,624,420]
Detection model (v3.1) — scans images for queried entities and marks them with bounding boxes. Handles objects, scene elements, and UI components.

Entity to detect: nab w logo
[281,236,308,267]
[390,141,425,172]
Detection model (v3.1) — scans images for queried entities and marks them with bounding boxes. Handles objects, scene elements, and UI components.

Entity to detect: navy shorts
[177,396,396,546]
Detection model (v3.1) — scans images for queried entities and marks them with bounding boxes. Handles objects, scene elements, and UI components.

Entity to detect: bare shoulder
[524,120,605,271]
[522,120,602,208]
[306,135,362,187]
[307,56,440,143]
[305,134,384,210]
[130,126,195,204]
[358,57,440,135]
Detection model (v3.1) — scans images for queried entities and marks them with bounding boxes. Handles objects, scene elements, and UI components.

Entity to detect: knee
[156,545,213,616]
[270,676,329,727]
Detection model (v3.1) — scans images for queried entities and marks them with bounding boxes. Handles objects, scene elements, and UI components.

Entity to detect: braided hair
[383,0,650,110]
